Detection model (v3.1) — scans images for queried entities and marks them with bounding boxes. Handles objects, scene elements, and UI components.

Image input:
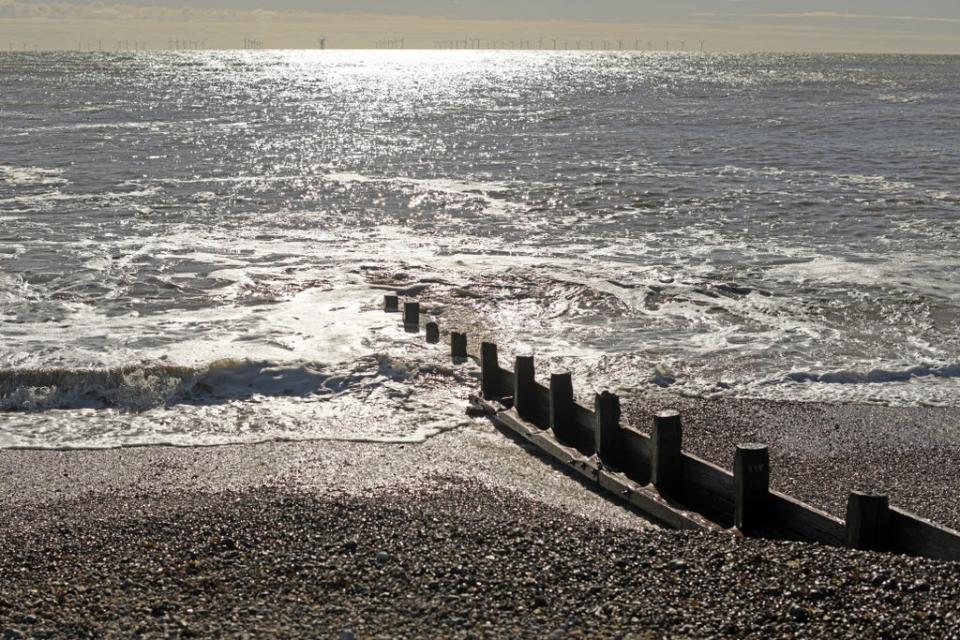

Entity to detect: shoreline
[4,393,959,529]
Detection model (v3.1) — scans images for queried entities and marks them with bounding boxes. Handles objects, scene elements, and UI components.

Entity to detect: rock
[908,580,931,593]
[375,551,390,564]
[666,559,688,571]
[788,605,809,623]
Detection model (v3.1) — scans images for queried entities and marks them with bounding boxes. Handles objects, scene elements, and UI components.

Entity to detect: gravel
[624,396,960,529]
[2,481,959,639]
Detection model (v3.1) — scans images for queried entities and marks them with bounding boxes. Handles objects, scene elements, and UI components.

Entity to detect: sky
[1,0,959,53]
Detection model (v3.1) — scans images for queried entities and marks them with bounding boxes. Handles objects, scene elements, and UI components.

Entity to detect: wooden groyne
[385,294,960,562]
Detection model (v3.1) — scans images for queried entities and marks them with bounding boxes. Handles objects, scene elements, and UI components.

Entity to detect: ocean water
[1,50,959,448]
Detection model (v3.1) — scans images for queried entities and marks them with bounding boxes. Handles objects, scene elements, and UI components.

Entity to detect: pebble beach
[2,397,960,638]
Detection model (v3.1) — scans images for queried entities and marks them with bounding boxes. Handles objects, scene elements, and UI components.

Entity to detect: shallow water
[1,50,959,448]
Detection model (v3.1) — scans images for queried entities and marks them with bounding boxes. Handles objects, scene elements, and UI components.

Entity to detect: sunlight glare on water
[1,50,959,447]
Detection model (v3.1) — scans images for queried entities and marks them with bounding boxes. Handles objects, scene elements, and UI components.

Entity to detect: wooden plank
[534,381,551,425]
[768,491,846,546]
[473,399,717,531]
[620,426,651,483]
[498,367,515,398]
[680,452,734,501]
[889,507,960,561]
[678,452,735,524]
[571,403,596,453]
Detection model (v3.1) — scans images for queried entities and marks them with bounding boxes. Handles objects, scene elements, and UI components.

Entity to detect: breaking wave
[784,363,960,386]
[0,354,472,413]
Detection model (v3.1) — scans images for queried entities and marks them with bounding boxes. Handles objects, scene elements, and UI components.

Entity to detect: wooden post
[480,342,500,399]
[651,410,683,492]
[425,322,439,344]
[549,373,574,444]
[451,332,468,359]
[846,492,890,551]
[403,301,419,327]
[734,443,770,533]
[384,294,399,312]
[594,391,621,466]
[514,356,537,423]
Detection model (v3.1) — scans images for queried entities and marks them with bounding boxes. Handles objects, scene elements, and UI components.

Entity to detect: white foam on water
[0,187,161,209]
[0,352,478,449]
[322,172,524,218]
[0,165,67,187]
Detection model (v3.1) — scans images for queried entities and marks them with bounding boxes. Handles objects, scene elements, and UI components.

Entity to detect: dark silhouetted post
[403,301,419,327]
[514,356,536,422]
[651,410,683,491]
[425,322,439,344]
[549,372,574,444]
[451,332,468,359]
[594,391,621,466]
[846,492,890,551]
[734,444,770,533]
[384,295,399,312]
[480,342,500,399]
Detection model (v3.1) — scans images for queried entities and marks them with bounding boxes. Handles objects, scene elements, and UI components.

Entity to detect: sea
[1,50,958,449]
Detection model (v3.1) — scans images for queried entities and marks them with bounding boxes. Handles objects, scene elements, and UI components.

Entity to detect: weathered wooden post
[549,372,574,444]
[514,356,537,423]
[651,410,683,492]
[594,391,621,466]
[384,294,399,312]
[480,342,500,399]
[425,322,440,344]
[403,301,420,328]
[846,491,890,551]
[734,443,770,533]
[451,332,468,359]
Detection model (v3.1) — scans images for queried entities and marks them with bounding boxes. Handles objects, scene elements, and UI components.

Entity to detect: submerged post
[425,322,440,344]
[846,491,891,552]
[451,332,468,359]
[734,444,770,533]
[514,356,537,423]
[480,342,500,399]
[384,294,399,312]
[651,410,683,492]
[403,301,420,328]
[594,391,621,467]
[549,372,574,444]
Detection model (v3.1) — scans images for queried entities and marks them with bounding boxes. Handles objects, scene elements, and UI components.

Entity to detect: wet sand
[0,425,651,530]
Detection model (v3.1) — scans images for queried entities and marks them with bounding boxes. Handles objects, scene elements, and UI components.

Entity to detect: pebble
[1,482,959,638]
